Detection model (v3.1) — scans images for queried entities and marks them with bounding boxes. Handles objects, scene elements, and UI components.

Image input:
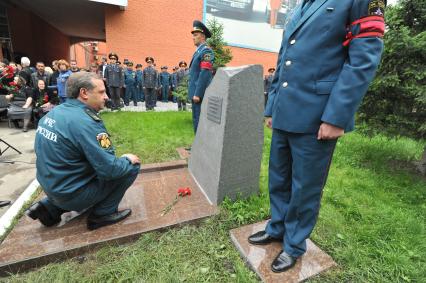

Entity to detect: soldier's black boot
[26,202,62,227]
[87,209,131,230]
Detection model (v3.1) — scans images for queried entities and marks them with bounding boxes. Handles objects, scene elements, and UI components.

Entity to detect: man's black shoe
[87,209,132,230]
[0,200,11,208]
[248,230,282,245]
[26,202,61,227]
[271,251,297,273]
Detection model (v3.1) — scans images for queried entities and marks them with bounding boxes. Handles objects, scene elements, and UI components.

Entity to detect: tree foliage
[207,18,233,70]
[359,0,426,139]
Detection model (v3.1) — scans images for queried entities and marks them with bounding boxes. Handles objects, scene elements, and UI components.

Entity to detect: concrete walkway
[0,122,37,218]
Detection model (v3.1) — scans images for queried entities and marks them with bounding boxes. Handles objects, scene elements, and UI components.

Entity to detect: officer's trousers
[192,102,201,133]
[178,97,186,111]
[265,129,336,257]
[161,86,169,102]
[144,88,156,110]
[41,169,139,217]
[125,86,137,106]
[137,85,144,102]
[109,86,121,109]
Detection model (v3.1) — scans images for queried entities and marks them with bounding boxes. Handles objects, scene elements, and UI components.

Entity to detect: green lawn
[6,112,426,282]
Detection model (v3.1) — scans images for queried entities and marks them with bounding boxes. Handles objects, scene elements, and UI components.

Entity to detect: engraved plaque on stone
[207,96,223,125]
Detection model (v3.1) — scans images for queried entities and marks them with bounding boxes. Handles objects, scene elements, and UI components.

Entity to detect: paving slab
[0,123,37,217]
[230,221,337,283]
[0,165,218,275]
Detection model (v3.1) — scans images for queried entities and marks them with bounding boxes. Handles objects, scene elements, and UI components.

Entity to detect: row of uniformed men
[103,54,189,111]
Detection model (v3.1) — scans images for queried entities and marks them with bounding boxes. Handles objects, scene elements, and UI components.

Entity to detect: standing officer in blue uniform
[142,57,158,110]
[264,68,275,107]
[124,62,138,106]
[159,66,171,103]
[104,53,124,111]
[136,64,144,103]
[248,0,386,272]
[188,20,215,133]
[28,72,141,230]
[176,61,188,111]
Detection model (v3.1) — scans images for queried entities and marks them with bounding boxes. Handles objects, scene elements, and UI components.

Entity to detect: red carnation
[43,94,49,103]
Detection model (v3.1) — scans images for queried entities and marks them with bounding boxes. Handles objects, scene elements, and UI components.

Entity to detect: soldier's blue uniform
[34,99,140,218]
[124,65,138,106]
[260,0,385,262]
[142,57,158,110]
[188,21,214,133]
[136,65,144,102]
[264,68,275,107]
[104,53,124,110]
[159,67,171,102]
[171,67,178,103]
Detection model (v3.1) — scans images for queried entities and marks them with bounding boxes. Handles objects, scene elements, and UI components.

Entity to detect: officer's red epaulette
[343,16,385,47]
[200,61,213,70]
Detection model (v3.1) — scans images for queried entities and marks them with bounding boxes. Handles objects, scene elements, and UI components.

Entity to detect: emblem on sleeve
[202,53,212,62]
[97,133,112,149]
[368,0,385,16]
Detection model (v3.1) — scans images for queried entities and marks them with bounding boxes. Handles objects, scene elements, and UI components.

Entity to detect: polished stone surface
[230,221,337,283]
[0,166,218,275]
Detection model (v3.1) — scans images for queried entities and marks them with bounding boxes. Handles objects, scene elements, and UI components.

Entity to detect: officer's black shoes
[87,209,132,230]
[271,251,297,273]
[26,202,61,227]
[248,230,282,245]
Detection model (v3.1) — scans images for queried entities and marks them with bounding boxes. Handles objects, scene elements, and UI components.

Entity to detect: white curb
[0,179,39,238]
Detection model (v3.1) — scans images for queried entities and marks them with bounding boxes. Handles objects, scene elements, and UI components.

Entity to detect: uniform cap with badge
[191,20,212,38]
[179,61,187,67]
[108,53,118,60]
[145,57,154,63]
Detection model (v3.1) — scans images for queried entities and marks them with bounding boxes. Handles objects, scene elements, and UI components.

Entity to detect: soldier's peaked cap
[108,53,118,60]
[191,20,211,38]
[145,57,154,63]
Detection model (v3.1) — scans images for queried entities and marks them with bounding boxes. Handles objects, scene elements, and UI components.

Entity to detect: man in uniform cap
[104,53,124,110]
[248,0,386,272]
[264,68,275,107]
[176,61,188,111]
[188,20,214,133]
[142,57,158,110]
[159,66,171,103]
[124,62,138,106]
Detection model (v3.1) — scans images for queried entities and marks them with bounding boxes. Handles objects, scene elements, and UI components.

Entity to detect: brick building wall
[105,0,278,73]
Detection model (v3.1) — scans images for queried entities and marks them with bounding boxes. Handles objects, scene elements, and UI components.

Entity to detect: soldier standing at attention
[176,61,188,111]
[104,53,124,111]
[135,64,144,103]
[188,20,214,133]
[159,66,171,103]
[124,62,138,106]
[248,0,386,272]
[142,57,158,111]
[264,68,275,107]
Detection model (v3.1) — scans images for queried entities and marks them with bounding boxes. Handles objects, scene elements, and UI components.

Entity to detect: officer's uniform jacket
[265,0,385,133]
[136,69,143,88]
[124,69,137,87]
[176,69,187,86]
[142,66,158,89]
[104,64,124,88]
[34,99,138,200]
[264,74,274,93]
[159,72,171,87]
[188,43,214,101]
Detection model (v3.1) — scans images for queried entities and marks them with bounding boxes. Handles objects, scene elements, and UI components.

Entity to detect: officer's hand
[192,96,201,103]
[317,123,344,140]
[265,117,272,129]
[122,154,141,165]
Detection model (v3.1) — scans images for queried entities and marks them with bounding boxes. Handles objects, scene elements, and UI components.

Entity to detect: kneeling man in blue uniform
[248,0,386,272]
[28,72,141,230]
[188,20,214,133]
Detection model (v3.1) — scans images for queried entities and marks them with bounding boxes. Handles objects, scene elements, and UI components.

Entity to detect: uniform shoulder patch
[97,133,112,149]
[202,52,212,62]
[368,0,385,17]
[85,108,102,122]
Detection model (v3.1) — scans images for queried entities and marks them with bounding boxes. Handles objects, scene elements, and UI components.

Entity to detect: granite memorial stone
[189,65,264,204]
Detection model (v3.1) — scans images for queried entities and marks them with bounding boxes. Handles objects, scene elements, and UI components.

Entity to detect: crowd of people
[0,54,191,132]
